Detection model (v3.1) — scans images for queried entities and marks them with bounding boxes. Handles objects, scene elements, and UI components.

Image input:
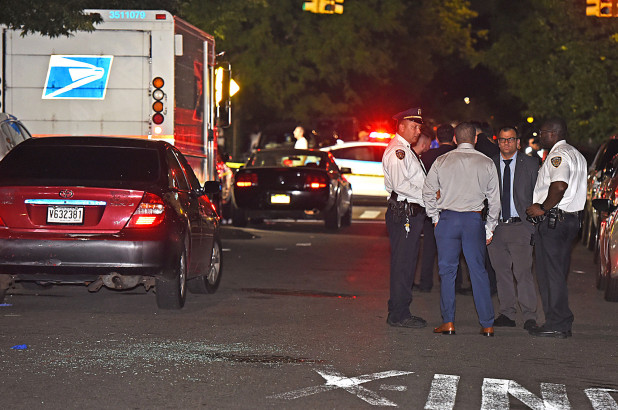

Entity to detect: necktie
[502,159,512,220]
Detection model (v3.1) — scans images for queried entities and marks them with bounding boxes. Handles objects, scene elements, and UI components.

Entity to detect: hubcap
[208,243,221,285]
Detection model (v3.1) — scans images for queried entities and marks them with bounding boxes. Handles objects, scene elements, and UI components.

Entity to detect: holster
[388,192,423,218]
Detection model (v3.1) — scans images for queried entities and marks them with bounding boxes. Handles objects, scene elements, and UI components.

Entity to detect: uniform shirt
[500,151,519,218]
[533,140,587,212]
[294,137,308,149]
[382,133,426,206]
[422,143,500,239]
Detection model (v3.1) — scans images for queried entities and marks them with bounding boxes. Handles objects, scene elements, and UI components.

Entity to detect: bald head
[454,122,477,145]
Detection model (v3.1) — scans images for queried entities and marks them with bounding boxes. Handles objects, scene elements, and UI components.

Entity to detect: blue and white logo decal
[42,55,114,99]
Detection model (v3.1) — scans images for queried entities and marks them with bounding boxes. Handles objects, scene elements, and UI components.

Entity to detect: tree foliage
[478,0,618,145]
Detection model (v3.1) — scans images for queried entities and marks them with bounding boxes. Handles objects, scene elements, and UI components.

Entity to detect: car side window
[373,146,387,161]
[166,150,190,191]
[173,149,202,191]
[334,147,374,161]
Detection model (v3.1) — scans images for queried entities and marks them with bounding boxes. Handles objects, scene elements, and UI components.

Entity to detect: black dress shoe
[387,315,427,328]
[528,325,568,339]
[494,314,516,327]
[523,319,537,331]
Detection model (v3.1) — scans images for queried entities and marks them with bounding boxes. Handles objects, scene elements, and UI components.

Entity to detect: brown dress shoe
[433,322,456,335]
[480,327,494,337]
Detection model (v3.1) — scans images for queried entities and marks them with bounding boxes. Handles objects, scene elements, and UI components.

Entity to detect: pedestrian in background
[422,122,500,336]
[382,107,427,328]
[488,126,539,331]
[526,118,587,339]
[293,126,308,149]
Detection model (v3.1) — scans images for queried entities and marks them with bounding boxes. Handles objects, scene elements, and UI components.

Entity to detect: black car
[232,149,352,229]
[0,137,222,309]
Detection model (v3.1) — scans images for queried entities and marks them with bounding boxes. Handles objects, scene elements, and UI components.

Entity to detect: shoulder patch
[550,156,562,168]
[395,149,406,160]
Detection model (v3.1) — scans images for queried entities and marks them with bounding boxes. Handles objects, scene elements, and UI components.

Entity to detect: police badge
[551,156,562,167]
[395,149,405,160]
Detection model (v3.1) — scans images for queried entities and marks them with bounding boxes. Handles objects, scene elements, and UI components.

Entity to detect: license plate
[270,194,290,204]
[47,206,84,224]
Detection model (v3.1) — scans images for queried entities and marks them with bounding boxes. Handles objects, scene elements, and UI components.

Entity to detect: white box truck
[0,9,231,186]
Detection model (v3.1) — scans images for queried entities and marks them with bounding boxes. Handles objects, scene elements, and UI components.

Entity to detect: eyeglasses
[497,137,517,144]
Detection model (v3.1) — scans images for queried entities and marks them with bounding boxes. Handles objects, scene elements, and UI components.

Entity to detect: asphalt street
[0,211,617,409]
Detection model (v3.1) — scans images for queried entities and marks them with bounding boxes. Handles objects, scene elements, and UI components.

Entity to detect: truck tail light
[304,174,328,189]
[126,193,165,228]
[152,77,165,129]
[235,173,258,188]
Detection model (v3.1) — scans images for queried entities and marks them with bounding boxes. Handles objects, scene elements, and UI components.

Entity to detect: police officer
[383,107,427,328]
[422,122,500,336]
[525,118,586,339]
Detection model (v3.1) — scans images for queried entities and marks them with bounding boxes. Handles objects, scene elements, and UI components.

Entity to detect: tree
[477,0,618,146]
[181,0,480,127]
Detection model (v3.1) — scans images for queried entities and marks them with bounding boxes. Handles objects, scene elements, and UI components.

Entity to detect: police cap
[392,107,423,124]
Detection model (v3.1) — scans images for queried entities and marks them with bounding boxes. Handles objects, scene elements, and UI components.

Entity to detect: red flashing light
[304,174,328,190]
[236,173,258,188]
[155,14,167,20]
[126,193,165,228]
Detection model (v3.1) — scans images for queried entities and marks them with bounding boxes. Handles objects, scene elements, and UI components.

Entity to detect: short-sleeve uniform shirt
[533,140,587,212]
[382,134,426,206]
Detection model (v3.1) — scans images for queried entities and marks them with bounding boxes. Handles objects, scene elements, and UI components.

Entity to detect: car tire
[342,202,352,227]
[588,221,597,251]
[188,237,222,294]
[156,248,187,309]
[324,198,341,230]
[232,205,248,227]
[597,255,609,290]
[605,276,618,302]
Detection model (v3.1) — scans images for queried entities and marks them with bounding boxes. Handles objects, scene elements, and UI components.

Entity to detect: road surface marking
[482,378,571,409]
[425,374,460,409]
[269,368,413,406]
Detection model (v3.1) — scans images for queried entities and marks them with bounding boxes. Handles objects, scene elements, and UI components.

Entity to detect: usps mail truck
[0,9,231,184]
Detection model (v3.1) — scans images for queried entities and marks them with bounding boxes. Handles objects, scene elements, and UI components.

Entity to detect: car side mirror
[203,180,221,194]
[592,198,611,213]
[340,167,352,174]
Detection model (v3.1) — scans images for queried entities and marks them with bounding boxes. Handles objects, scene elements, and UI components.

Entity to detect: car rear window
[0,145,161,187]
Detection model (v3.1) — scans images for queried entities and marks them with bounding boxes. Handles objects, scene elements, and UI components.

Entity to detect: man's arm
[422,165,440,224]
[526,181,568,217]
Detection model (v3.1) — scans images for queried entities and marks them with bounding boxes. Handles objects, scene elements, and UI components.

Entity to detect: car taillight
[304,174,328,189]
[126,192,165,228]
[0,215,4,227]
[236,173,258,188]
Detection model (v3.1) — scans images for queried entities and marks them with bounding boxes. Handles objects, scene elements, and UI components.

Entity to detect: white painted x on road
[269,368,413,406]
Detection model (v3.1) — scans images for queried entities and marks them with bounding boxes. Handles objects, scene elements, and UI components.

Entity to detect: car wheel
[156,248,187,309]
[597,254,609,290]
[605,275,618,302]
[188,237,223,294]
[588,221,598,251]
[342,202,352,227]
[232,205,247,227]
[324,199,341,230]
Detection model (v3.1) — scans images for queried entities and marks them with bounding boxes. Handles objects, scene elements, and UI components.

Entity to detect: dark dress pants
[534,213,579,332]
[386,207,425,323]
[434,210,494,327]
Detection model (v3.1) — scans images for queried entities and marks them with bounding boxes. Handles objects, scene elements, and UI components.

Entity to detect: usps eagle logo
[395,149,406,160]
[42,55,114,100]
[551,156,562,168]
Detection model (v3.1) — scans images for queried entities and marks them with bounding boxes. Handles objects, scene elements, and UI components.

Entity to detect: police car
[321,141,388,201]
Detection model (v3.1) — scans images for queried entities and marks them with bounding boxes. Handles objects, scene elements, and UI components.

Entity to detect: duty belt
[387,192,424,217]
[500,217,522,224]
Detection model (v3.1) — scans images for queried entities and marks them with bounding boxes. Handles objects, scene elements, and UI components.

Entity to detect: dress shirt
[422,143,500,239]
[500,151,519,218]
[533,140,587,212]
[382,134,426,205]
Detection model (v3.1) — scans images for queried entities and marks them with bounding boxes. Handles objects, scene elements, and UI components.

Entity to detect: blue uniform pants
[386,207,425,323]
[434,210,495,327]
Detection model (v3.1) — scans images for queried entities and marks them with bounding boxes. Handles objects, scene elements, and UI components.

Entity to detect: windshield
[248,151,327,169]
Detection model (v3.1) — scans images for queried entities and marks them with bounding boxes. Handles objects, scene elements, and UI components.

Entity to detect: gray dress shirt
[422,143,501,239]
